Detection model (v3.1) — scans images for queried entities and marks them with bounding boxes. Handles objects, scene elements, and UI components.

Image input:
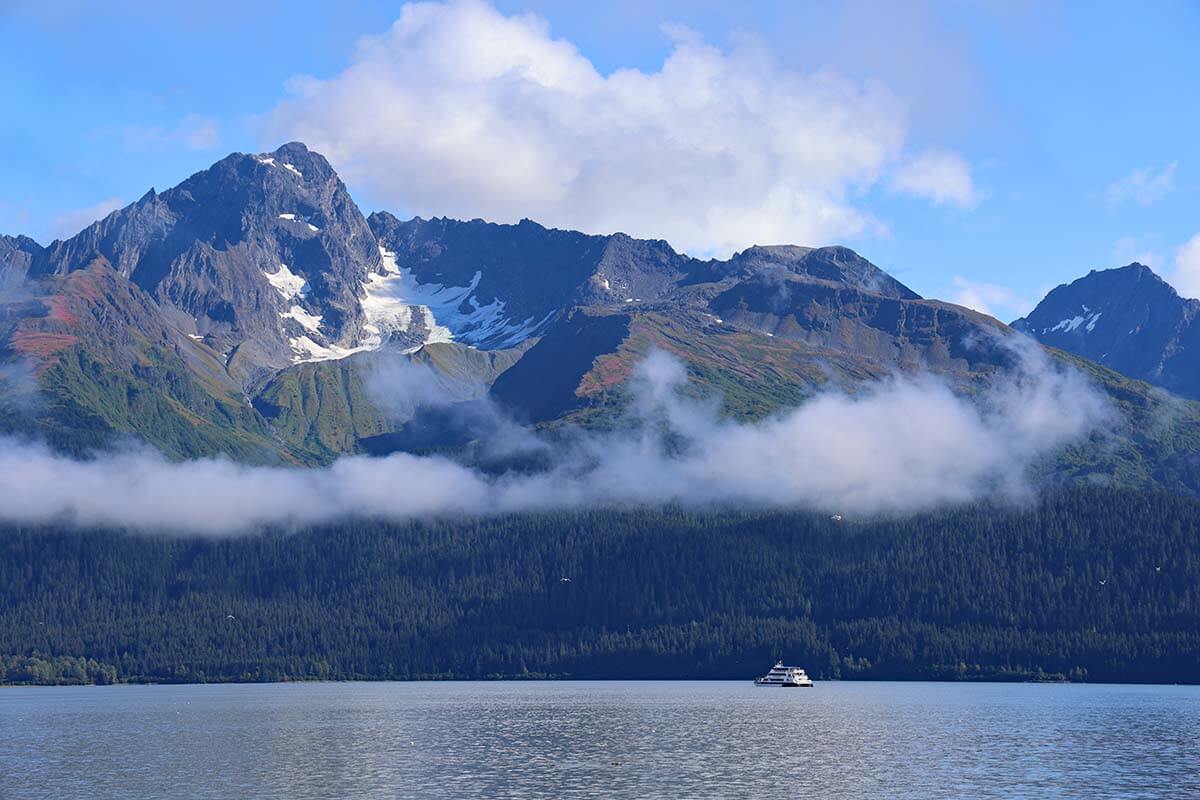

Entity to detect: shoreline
[4,674,1196,688]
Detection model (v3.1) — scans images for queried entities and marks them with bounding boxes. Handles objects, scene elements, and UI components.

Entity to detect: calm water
[1,681,1198,799]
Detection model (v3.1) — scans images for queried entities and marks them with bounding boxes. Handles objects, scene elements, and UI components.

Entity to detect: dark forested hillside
[2,487,1199,685]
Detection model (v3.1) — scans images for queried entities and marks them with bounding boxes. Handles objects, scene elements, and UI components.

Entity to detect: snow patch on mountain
[363,247,553,349]
[277,213,320,234]
[281,305,322,333]
[1049,316,1086,333]
[289,335,374,363]
[1045,309,1102,335]
[264,263,308,300]
[254,154,302,180]
[278,246,559,366]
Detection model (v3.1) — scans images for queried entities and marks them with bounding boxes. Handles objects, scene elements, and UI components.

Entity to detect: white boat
[754,661,814,687]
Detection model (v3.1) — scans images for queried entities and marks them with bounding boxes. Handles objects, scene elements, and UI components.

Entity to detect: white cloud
[1108,161,1178,206]
[1169,233,1200,299]
[180,116,221,150]
[0,344,1108,535]
[949,276,1029,320]
[47,197,125,240]
[107,113,221,152]
[264,0,974,256]
[1113,236,1161,269]
[890,149,979,207]
[0,201,33,238]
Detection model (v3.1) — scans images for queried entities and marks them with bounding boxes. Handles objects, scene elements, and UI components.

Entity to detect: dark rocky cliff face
[0,234,42,289]
[367,213,1014,424]
[709,275,1003,373]
[1014,264,1200,399]
[692,244,920,300]
[367,213,994,374]
[368,213,607,347]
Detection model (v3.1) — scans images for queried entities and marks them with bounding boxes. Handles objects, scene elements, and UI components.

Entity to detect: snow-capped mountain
[1013,264,1200,399]
[21,143,397,382]
[1,143,1197,492]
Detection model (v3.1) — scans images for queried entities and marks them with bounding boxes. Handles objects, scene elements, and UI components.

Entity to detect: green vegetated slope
[2,486,1198,685]
[36,346,283,462]
[1044,350,1200,493]
[252,356,396,459]
[519,312,1200,496]
[7,272,1200,498]
[253,342,526,460]
[0,264,290,462]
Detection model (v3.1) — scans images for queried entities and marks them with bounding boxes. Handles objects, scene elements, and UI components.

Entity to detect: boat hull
[754,681,814,687]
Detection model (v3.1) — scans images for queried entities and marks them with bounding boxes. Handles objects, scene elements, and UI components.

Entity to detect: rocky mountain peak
[1014,263,1187,336]
[737,244,815,261]
[1076,262,1173,295]
[0,234,43,288]
[24,142,387,382]
[1014,263,1200,398]
[1,234,43,251]
[721,244,920,300]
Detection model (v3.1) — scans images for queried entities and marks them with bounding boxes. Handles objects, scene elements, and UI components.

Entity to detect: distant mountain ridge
[1013,263,1200,399]
[2,143,1199,495]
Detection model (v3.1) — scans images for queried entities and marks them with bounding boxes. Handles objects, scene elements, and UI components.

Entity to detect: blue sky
[2,0,1198,320]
